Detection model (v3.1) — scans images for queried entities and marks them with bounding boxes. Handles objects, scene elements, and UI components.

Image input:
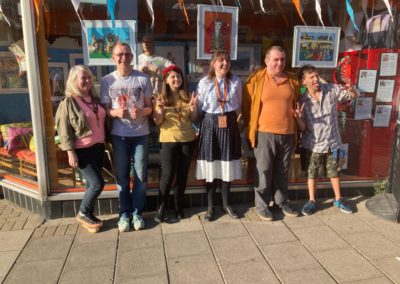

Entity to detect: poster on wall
[376,79,395,103]
[354,97,372,120]
[197,5,238,60]
[357,69,377,93]
[373,105,392,127]
[292,26,340,68]
[0,51,28,94]
[82,20,137,66]
[380,53,398,76]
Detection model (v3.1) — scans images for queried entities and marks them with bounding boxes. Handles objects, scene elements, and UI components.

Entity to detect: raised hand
[189,92,197,112]
[293,103,304,119]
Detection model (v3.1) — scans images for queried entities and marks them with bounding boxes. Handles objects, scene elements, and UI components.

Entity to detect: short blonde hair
[65,65,96,97]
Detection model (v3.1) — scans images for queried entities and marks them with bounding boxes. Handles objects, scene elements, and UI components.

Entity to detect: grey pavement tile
[74,225,118,244]
[342,276,394,284]
[23,214,44,229]
[118,226,163,251]
[277,267,336,284]
[358,215,400,244]
[291,225,350,252]
[345,231,400,260]
[161,218,203,234]
[60,264,114,284]
[164,230,211,259]
[220,259,280,284]
[374,256,400,283]
[319,214,375,236]
[260,241,322,273]
[64,240,116,271]
[42,226,57,237]
[54,224,69,236]
[245,222,297,246]
[211,236,263,265]
[4,259,65,284]
[168,254,224,284]
[203,221,248,240]
[66,223,79,235]
[11,217,27,231]
[115,247,166,280]
[115,273,168,284]
[0,251,20,279]
[314,248,382,282]
[0,230,33,252]
[283,215,325,229]
[1,221,15,231]
[31,227,46,239]
[17,235,74,262]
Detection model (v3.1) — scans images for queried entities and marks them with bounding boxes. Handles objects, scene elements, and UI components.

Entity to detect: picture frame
[197,5,238,60]
[82,20,137,66]
[292,26,341,68]
[357,69,377,93]
[380,53,398,76]
[48,62,68,100]
[230,44,262,75]
[0,51,28,94]
[69,53,102,82]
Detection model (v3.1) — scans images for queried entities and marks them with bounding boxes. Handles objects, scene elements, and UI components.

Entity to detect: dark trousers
[76,143,105,215]
[159,141,195,211]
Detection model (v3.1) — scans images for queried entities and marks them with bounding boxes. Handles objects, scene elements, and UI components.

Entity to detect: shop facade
[0,0,398,219]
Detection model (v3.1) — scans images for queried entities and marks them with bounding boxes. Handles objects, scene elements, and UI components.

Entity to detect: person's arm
[189,92,198,122]
[152,96,164,125]
[293,103,306,132]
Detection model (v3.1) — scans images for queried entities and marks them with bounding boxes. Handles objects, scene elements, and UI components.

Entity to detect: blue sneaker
[118,216,130,232]
[333,198,353,214]
[301,201,316,216]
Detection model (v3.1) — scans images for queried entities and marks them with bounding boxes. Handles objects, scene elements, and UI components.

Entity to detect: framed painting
[197,5,238,60]
[48,62,68,99]
[0,51,28,94]
[82,20,137,66]
[292,26,340,68]
[69,53,102,82]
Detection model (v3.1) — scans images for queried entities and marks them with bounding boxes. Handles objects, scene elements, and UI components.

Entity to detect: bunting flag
[235,0,242,11]
[0,5,11,26]
[145,0,154,29]
[345,0,359,32]
[71,0,80,10]
[70,0,86,37]
[382,0,394,22]
[219,0,224,7]
[292,0,306,25]
[259,0,266,13]
[315,0,325,28]
[33,0,41,31]
[327,1,335,26]
[178,0,189,25]
[107,0,116,27]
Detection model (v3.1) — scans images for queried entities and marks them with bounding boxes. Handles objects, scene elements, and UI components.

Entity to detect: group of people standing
[55,37,357,233]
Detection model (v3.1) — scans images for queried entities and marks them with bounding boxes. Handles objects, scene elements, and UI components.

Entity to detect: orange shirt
[257,72,295,135]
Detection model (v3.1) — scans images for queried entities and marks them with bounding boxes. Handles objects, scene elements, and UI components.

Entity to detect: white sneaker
[118,217,130,232]
[132,209,145,230]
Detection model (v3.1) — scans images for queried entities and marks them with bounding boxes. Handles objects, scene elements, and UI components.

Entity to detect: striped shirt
[300,83,351,153]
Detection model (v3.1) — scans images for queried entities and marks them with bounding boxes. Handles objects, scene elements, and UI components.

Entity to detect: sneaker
[301,201,316,216]
[76,213,103,228]
[257,208,273,221]
[132,213,145,230]
[333,198,353,214]
[280,203,298,217]
[118,216,130,232]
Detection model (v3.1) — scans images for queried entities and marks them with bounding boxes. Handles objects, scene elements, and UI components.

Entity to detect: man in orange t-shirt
[243,46,301,221]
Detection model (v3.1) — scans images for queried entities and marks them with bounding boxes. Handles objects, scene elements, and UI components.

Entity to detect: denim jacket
[55,96,92,151]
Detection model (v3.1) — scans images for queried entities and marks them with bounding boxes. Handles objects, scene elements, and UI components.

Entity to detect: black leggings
[206,180,231,208]
[159,141,195,210]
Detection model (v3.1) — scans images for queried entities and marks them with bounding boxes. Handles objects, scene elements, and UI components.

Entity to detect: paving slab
[203,221,248,240]
[31,227,46,239]
[314,248,382,282]
[161,217,203,234]
[54,224,69,236]
[23,214,44,229]
[60,264,114,284]
[4,259,65,284]
[319,214,375,236]
[211,236,263,265]
[115,273,168,284]
[164,230,211,259]
[342,276,394,284]
[42,225,58,237]
[277,267,336,284]
[0,230,33,252]
[115,246,166,281]
[345,231,400,260]
[245,222,297,246]
[291,225,350,252]
[260,241,322,273]
[373,256,400,283]
[168,254,224,284]
[118,227,163,251]
[358,212,400,244]
[219,258,280,284]
[0,251,20,279]
[283,214,326,229]
[17,235,74,262]
[74,226,118,244]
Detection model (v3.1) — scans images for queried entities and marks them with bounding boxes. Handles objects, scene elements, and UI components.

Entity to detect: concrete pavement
[1,196,400,284]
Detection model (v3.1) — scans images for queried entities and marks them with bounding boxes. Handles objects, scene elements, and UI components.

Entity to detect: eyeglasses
[113,52,133,58]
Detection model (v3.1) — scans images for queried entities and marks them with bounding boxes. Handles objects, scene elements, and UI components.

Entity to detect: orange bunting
[33,0,42,32]
[178,0,190,25]
[292,0,306,25]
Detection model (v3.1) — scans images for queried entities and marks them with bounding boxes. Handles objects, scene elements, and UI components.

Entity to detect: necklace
[80,96,99,126]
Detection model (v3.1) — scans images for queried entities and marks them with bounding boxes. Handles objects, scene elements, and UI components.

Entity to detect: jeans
[76,143,105,215]
[112,135,148,218]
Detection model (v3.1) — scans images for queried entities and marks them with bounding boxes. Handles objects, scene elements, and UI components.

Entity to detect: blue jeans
[112,135,148,218]
[76,143,105,215]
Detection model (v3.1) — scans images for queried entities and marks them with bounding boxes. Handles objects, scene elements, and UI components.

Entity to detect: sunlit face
[142,37,153,54]
[166,70,182,92]
[76,70,93,95]
[211,55,230,78]
[265,49,285,76]
[112,44,133,68]
[302,71,320,93]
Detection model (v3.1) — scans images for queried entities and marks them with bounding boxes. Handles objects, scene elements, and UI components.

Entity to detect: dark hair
[265,45,286,59]
[207,49,232,81]
[161,65,190,107]
[298,64,318,81]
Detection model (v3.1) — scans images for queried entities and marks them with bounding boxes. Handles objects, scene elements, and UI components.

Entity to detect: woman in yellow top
[153,65,197,223]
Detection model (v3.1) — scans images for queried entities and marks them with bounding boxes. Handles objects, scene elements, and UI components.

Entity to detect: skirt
[196,111,242,182]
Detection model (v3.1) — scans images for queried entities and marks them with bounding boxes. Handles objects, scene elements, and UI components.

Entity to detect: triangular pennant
[107,0,116,28]
[292,0,306,25]
[178,0,190,25]
[259,0,266,13]
[0,4,11,26]
[145,0,154,30]
[346,0,359,32]
[382,0,394,22]
[70,0,86,38]
[316,0,325,28]
[219,0,224,7]
[71,0,80,10]
[33,0,42,32]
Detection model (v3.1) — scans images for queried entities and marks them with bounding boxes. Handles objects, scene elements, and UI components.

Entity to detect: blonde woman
[55,65,106,233]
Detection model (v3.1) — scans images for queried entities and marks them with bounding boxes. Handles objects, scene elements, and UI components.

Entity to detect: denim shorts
[303,149,339,179]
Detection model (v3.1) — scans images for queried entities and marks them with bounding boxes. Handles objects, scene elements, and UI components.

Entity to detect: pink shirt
[73,96,106,149]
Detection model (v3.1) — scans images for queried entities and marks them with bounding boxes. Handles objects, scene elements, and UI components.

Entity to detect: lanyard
[214,79,228,113]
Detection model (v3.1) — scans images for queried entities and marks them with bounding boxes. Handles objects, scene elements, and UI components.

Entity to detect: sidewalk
[1,196,400,284]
